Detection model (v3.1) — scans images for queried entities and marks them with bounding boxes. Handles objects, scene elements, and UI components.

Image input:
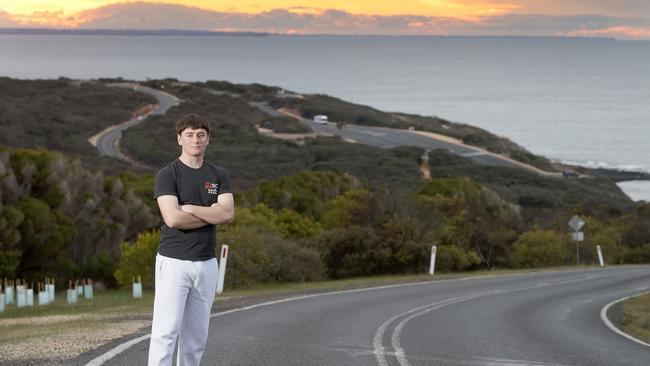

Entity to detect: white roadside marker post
[217,244,229,294]
[596,245,605,267]
[429,245,437,275]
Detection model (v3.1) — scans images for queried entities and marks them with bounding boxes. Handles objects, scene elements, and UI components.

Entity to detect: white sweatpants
[148,254,218,366]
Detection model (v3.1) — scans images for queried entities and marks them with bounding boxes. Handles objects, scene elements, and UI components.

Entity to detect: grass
[620,293,650,344]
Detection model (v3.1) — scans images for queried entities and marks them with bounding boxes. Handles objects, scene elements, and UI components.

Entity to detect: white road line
[373,295,478,366]
[86,275,505,366]
[85,270,610,366]
[86,334,151,366]
[600,289,650,348]
[379,276,600,366]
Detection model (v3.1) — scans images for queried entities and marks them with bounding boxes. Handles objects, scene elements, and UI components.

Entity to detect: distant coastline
[0,28,270,37]
[0,28,618,42]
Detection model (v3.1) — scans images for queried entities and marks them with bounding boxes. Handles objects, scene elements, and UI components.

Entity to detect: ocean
[1,34,649,201]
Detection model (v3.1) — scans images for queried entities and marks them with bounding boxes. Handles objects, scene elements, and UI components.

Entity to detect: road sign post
[569,215,585,266]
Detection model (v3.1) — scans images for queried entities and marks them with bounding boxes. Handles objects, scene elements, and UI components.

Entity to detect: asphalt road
[88,266,650,366]
[311,122,530,169]
[209,89,549,173]
[95,84,179,159]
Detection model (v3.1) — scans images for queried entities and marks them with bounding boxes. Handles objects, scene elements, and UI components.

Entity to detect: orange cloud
[1,2,649,40]
[0,0,518,19]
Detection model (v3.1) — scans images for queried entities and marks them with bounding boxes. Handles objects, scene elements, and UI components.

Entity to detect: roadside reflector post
[596,245,605,267]
[133,275,143,299]
[217,244,229,294]
[77,279,83,296]
[429,245,437,275]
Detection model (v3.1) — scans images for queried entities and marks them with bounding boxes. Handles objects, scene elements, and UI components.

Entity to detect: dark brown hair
[175,113,211,136]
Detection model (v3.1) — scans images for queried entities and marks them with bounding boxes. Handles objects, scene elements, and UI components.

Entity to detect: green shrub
[316,226,392,279]
[511,230,571,268]
[435,245,481,272]
[623,244,650,264]
[81,252,118,287]
[220,207,325,288]
[114,230,160,288]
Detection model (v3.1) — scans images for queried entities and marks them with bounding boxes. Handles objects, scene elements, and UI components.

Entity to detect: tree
[15,197,77,277]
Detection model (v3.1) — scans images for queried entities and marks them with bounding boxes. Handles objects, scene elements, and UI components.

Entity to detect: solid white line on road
[372,295,479,366]
[84,268,611,366]
[85,276,485,366]
[86,335,151,366]
[600,289,650,348]
[378,275,601,366]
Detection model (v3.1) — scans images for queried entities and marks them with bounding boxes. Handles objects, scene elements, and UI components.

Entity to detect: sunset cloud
[0,2,649,39]
[563,26,650,40]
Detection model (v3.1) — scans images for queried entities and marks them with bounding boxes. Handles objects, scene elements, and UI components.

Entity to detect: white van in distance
[313,115,328,124]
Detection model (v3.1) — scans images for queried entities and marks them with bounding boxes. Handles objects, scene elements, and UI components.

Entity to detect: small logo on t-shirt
[204,181,219,195]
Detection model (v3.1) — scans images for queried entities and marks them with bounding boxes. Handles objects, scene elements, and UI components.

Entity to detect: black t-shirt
[153,159,232,261]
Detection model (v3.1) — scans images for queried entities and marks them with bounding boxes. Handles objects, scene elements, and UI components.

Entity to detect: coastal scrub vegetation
[0,146,157,285]
[112,171,650,290]
[0,77,157,175]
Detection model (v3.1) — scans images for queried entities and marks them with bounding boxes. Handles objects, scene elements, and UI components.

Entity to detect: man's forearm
[166,209,210,230]
[183,204,234,225]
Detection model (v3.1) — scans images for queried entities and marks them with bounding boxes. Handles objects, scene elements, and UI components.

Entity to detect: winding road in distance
[92,83,180,160]
[84,266,650,366]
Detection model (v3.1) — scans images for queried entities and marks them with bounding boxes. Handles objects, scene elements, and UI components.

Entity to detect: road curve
[276,109,560,176]
[92,83,180,160]
[87,266,650,366]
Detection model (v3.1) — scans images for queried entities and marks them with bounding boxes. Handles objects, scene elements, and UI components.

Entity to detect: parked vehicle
[313,115,328,124]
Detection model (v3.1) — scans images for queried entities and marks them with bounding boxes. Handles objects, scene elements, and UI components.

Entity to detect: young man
[149,113,235,366]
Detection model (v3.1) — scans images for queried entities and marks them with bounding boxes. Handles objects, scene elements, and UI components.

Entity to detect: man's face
[177,128,209,156]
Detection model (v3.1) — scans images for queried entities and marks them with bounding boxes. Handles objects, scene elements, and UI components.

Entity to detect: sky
[0,1,649,39]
